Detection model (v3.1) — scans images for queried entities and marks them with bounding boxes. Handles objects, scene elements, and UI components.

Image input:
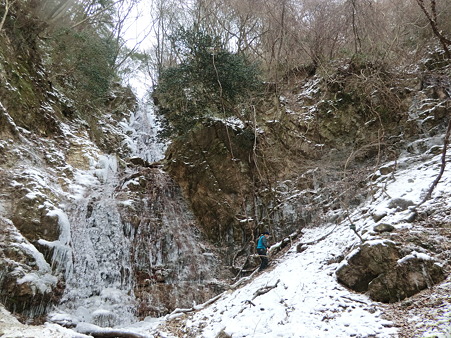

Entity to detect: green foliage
[153,26,262,138]
[49,28,118,112]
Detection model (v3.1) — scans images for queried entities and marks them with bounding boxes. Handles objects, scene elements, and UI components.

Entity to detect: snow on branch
[252,279,280,300]
[166,292,226,319]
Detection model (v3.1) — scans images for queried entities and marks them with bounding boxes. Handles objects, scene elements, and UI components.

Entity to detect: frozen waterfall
[49,102,166,328]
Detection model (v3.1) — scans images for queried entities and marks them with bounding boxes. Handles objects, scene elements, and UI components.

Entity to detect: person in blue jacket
[256,231,270,271]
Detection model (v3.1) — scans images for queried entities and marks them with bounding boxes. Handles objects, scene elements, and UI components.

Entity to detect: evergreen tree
[153,26,262,138]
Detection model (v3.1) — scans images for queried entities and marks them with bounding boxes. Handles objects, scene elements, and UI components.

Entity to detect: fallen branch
[90,332,146,338]
[78,328,147,338]
[252,279,280,300]
[418,116,451,206]
[340,295,368,305]
[298,225,338,246]
[167,292,226,319]
[193,292,225,310]
[230,269,259,290]
[238,299,256,314]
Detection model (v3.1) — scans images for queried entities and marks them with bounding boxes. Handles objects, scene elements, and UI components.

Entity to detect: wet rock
[118,168,226,318]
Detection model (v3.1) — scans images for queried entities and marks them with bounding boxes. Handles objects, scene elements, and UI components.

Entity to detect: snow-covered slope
[170,226,397,338]
[148,137,451,338]
[0,134,450,337]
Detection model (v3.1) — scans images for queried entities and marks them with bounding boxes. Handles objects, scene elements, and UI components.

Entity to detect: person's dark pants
[257,248,268,271]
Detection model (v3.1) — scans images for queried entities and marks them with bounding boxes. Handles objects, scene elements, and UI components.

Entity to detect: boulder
[336,240,400,292]
[373,223,395,233]
[367,253,445,303]
[336,241,446,303]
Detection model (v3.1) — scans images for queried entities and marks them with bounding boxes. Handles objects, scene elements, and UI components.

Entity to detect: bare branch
[252,279,280,300]
[415,0,451,58]
[418,113,451,206]
[0,0,16,31]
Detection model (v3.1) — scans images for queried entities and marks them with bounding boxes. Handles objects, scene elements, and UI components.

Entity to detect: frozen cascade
[48,101,220,330]
[55,155,137,327]
[121,99,166,163]
[51,101,167,328]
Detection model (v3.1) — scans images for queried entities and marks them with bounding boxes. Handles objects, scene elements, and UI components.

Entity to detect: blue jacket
[257,235,268,250]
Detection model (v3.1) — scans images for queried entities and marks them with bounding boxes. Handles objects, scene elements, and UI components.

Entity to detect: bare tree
[0,0,17,31]
[142,0,193,82]
[414,0,451,58]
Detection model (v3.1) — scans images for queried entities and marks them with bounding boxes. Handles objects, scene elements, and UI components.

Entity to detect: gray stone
[388,198,415,211]
[372,211,387,222]
[373,223,395,233]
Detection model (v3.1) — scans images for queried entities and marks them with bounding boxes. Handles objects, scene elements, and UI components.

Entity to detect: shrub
[49,28,117,112]
[153,26,262,138]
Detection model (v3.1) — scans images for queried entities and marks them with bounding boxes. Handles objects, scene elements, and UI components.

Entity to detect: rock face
[116,167,226,318]
[0,218,64,319]
[336,240,446,303]
[165,119,255,245]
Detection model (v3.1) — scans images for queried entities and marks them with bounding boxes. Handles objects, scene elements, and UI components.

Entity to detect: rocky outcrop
[0,218,65,319]
[163,58,450,269]
[116,167,225,318]
[336,240,446,303]
[165,119,256,245]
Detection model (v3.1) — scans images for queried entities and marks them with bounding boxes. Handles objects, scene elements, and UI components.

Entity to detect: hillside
[0,1,451,337]
[1,140,451,337]
[1,53,450,337]
[153,140,451,338]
